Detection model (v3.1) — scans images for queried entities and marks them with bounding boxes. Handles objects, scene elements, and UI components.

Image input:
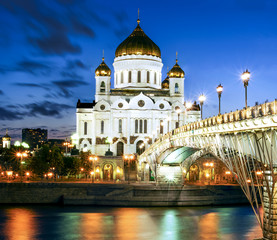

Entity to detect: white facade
[76,20,200,156]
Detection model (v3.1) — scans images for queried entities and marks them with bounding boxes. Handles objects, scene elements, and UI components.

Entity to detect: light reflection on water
[0,205,262,240]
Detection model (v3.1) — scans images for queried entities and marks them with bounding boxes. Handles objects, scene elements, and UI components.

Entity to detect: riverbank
[0,182,249,206]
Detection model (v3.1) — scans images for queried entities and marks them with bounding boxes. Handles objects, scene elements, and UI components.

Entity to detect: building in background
[76,17,200,156]
[22,128,47,150]
[1,129,11,149]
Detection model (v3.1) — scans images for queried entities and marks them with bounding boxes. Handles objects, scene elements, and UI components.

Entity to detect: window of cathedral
[128,71,132,83]
[159,103,164,109]
[100,105,105,110]
[138,100,145,107]
[121,71,124,83]
[139,120,143,133]
[160,120,164,134]
[175,83,179,93]
[144,120,147,133]
[137,71,141,83]
[135,119,138,133]
[118,103,123,108]
[101,121,104,134]
[147,71,150,83]
[175,106,180,111]
[84,122,87,135]
[154,72,157,84]
[119,119,122,133]
[100,81,105,92]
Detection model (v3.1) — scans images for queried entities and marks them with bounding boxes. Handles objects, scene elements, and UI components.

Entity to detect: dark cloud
[60,71,83,80]
[24,101,73,118]
[0,59,51,75]
[70,17,95,38]
[0,0,129,56]
[0,90,4,95]
[52,79,88,88]
[14,82,50,90]
[66,59,87,69]
[0,107,24,120]
[16,60,51,75]
[29,32,81,55]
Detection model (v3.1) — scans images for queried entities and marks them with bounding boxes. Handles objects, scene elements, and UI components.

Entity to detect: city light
[241,69,250,82]
[186,102,193,109]
[256,171,263,175]
[225,171,231,175]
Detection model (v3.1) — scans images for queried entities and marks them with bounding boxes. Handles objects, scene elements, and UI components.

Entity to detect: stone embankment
[0,183,248,206]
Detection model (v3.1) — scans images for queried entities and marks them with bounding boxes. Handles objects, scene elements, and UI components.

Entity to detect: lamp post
[89,156,98,182]
[123,154,134,184]
[241,69,250,109]
[199,94,206,120]
[63,139,70,156]
[216,84,223,115]
[16,152,28,182]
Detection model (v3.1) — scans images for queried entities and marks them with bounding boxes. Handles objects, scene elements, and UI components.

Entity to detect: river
[0,205,262,240]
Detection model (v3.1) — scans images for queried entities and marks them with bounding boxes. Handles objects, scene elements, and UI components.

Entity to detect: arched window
[101,120,104,134]
[176,121,179,128]
[135,119,138,133]
[154,72,157,84]
[84,122,87,135]
[136,140,145,155]
[139,119,143,133]
[144,120,147,133]
[128,71,132,83]
[117,142,124,156]
[147,71,150,83]
[100,81,105,92]
[121,71,124,83]
[160,120,164,134]
[119,119,122,133]
[175,83,179,93]
[137,71,141,83]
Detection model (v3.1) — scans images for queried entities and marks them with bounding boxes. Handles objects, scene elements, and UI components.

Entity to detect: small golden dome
[162,75,169,89]
[95,58,111,76]
[168,59,185,78]
[115,20,161,58]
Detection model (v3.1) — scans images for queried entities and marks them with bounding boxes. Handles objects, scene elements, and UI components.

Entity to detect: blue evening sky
[0,0,276,141]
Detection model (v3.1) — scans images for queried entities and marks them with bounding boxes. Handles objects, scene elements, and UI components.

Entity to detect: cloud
[60,71,83,80]
[14,82,50,90]
[24,101,74,118]
[0,90,4,95]
[66,59,87,69]
[29,32,81,55]
[0,59,51,75]
[52,79,88,88]
[0,107,24,120]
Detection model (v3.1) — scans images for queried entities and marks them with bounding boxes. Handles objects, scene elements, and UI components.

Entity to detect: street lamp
[216,84,223,115]
[16,152,28,182]
[198,94,206,120]
[89,156,98,182]
[63,140,70,156]
[123,154,135,184]
[241,69,250,109]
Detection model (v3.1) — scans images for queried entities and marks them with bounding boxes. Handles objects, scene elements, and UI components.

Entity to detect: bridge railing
[140,100,277,159]
[174,99,277,135]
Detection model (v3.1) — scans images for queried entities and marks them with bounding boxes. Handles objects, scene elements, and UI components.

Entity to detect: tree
[50,145,64,176]
[29,145,51,177]
[61,156,80,177]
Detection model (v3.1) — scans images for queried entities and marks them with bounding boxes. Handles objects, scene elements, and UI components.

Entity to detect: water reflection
[0,205,262,240]
[3,208,38,240]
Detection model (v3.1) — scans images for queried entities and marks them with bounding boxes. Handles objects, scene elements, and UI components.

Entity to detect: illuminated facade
[76,18,200,156]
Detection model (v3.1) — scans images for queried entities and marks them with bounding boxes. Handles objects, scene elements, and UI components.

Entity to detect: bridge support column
[263,169,277,240]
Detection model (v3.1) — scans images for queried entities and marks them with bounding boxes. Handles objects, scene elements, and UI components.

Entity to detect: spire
[176,51,178,63]
[167,66,169,76]
[6,129,8,135]
[137,8,140,25]
[102,49,105,61]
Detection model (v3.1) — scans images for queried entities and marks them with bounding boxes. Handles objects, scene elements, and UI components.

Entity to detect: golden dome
[162,75,169,89]
[115,20,161,58]
[168,59,185,78]
[95,58,111,76]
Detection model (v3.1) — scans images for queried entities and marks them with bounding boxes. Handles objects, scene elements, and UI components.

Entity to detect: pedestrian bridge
[139,100,277,240]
